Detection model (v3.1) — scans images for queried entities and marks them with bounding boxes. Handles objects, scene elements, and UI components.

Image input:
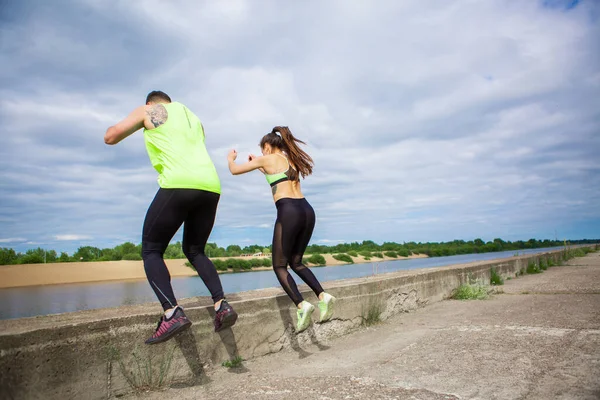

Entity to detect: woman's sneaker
[214,300,238,332]
[296,301,315,333]
[318,292,336,323]
[145,306,192,345]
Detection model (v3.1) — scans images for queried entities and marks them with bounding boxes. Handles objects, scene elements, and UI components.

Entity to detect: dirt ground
[125,252,600,400]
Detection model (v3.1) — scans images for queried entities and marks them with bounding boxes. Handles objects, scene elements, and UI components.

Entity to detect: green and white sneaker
[318,292,336,322]
[296,301,315,332]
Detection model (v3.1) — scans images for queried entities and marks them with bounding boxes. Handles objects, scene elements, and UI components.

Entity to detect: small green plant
[359,251,372,257]
[347,251,358,257]
[397,249,411,257]
[364,256,371,261]
[571,248,586,257]
[261,258,272,267]
[452,284,489,300]
[372,252,384,258]
[490,267,504,285]
[307,254,326,266]
[109,344,176,392]
[539,259,548,271]
[506,276,512,280]
[333,253,353,263]
[547,258,555,267]
[185,261,195,270]
[222,355,244,369]
[361,299,383,326]
[526,261,541,274]
[513,251,520,257]
[384,251,398,258]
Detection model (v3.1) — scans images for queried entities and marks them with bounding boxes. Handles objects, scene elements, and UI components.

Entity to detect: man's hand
[104,106,146,145]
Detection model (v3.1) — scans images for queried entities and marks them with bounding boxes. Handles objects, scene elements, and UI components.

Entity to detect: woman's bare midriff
[272,180,304,203]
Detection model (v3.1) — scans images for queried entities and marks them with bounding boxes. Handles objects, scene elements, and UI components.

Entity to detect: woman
[227,126,336,332]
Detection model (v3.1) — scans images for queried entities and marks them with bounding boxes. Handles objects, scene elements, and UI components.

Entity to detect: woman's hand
[228,149,238,162]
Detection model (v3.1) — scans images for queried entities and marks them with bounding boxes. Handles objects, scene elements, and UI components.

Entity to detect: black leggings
[272,198,324,306]
[142,188,224,311]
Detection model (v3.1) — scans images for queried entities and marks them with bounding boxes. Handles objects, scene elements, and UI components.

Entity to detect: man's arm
[104,106,146,145]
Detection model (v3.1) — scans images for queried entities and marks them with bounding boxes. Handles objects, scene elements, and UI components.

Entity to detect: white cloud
[0,238,27,243]
[54,235,93,241]
[0,0,599,253]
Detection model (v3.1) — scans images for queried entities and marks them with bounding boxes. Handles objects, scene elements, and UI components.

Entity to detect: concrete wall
[0,246,593,399]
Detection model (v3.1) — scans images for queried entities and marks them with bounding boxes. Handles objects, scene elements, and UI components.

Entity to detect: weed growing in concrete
[570,248,586,257]
[547,258,555,267]
[539,259,548,271]
[222,356,244,369]
[526,261,541,274]
[490,268,504,286]
[361,299,383,326]
[110,344,176,392]
[451,284,489,300]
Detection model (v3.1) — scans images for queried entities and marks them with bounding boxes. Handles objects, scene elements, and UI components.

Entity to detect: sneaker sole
[319,297,336,323]
[215,310,238,332]
[146,319,192,345]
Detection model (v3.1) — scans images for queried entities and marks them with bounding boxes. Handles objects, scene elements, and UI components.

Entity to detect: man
[104,91,237,344]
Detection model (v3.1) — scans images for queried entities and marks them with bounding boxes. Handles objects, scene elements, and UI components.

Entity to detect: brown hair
[260,126,313,179]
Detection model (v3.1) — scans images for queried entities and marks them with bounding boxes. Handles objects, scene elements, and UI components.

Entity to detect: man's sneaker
[214,300,238,332]
[145,306,192,345]
[318,292,336,322]
[296,301,315,333]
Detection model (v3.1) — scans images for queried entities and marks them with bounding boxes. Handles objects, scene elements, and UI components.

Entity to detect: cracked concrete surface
[125,252,600,400]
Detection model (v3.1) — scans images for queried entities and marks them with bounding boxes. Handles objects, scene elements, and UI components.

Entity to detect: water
[0,247,559,320]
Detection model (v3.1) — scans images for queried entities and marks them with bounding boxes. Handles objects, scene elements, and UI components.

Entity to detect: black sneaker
[214,300,238,332]
[145,306,192,345]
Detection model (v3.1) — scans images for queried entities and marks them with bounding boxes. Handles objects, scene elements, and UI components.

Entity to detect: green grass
[333,253,354,263]
[397,249,411,257]
[372,252,384,259]
[452,284,489,300]
[109,344,176,392]
[347,250,358,257]
[490,267,504,286]
[307,254,326,266]
[222,356,244,369]
[384,251,398,258]
[361,299,383,326]
[526,261,542,274]
[364,256,371,261]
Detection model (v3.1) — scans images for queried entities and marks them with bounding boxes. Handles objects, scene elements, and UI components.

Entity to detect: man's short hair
[145,90,172,104]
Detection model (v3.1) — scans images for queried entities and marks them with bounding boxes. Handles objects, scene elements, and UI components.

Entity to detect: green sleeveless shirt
[143,102,220,194]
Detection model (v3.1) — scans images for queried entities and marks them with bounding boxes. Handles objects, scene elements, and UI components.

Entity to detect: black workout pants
[272,198,324,305]
[142,188,224,310]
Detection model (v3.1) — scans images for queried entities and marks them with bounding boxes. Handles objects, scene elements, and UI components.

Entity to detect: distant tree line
[0,238,597,265]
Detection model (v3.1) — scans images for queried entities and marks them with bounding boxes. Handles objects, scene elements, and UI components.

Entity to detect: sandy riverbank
[0,254,427,289]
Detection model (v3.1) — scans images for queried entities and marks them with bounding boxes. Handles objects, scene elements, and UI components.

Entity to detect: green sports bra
[264,153,297,187]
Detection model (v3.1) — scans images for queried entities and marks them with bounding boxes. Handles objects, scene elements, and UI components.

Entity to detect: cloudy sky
[1,0,599,254]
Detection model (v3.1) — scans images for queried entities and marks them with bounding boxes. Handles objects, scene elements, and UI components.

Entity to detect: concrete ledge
[0,247,593,399]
